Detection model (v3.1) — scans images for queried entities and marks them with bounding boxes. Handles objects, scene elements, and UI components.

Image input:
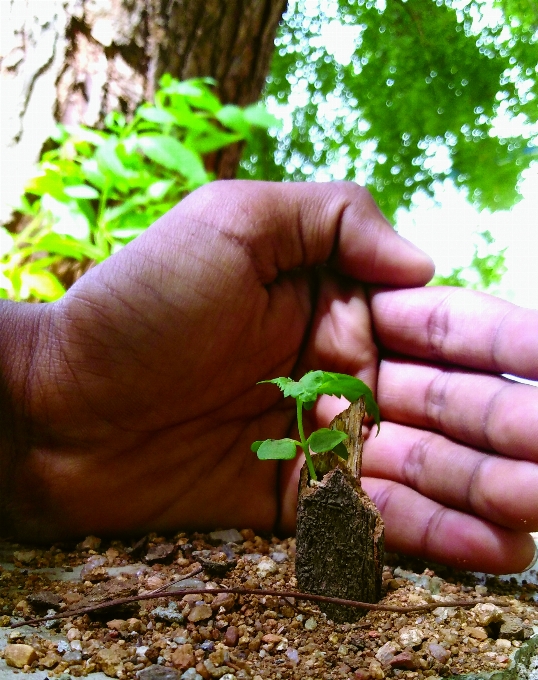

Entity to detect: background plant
[1,76,278,302]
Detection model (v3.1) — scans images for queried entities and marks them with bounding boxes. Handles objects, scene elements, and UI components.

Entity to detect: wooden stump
[295,398,385,622]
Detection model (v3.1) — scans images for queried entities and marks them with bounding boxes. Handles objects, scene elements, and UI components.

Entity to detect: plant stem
[297,399,317,481]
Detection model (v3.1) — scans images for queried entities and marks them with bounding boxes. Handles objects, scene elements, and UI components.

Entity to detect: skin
[0,181,536,574]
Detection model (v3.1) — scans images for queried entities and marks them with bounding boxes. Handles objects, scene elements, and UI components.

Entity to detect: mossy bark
[295,398,385,622]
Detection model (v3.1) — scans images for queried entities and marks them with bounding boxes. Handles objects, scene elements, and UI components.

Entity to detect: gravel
[1,530,537,680]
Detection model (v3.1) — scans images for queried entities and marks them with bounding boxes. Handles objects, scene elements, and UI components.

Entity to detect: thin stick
[11,586,517,629]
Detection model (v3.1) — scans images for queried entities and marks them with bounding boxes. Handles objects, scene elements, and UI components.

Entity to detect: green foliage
[241,0,537,221]
[252,370,379,481]
[4,76,278,302]
[431,229,508,289]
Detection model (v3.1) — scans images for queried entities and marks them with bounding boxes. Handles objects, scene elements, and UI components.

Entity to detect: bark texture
[295,398,385,623]
[1,0,287,223]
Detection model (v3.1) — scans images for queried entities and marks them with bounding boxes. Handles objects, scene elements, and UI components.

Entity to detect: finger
[371,286,538,380]
[362,476,536,574]
[177,181,434,286]
[363,422,538,532]
[377,359,538,460]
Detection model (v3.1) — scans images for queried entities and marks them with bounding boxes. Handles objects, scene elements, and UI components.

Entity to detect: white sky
[395,167,538,311]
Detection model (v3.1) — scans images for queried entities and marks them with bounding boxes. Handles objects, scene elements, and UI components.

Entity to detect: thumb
[178,180,434,286]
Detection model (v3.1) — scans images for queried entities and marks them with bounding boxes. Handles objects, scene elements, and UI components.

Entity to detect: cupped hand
[2,180,536,574]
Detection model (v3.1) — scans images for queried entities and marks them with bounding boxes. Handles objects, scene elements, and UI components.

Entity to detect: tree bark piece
[295,398,385,623]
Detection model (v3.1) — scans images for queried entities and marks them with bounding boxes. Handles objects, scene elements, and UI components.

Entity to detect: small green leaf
[258,371,325,402]
[250,441,263,453]
[318,372,381,434]
[308,428,348,453]
[137,105,177,125]
[333,441,349,461]
[255,439,298,460]
[96,139,132,179]
[216,105,251,135]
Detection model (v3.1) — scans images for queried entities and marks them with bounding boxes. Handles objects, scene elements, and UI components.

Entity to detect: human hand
[361,287,538,574]
[0,180,430,543]
[1,180,535,575]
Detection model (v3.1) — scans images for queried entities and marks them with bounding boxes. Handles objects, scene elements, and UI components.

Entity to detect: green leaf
[137,105,177,125]
[333,441,349,461]
[308,428,348,454]
[41,195,91,240]
[259,371,325,402]
[137,135,209,185]
[96,139,132,179]
[186,129,243,155]
[216,106,251,135]
[35,233,103,261]
[250,441,263,453]
[259,371,380,433]
[64,185,100,199]
[19,269,65,302]
[317,372,381,434]
[255,439,298,460]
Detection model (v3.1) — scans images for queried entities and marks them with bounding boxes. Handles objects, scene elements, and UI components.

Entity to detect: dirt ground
[1,530,537,680]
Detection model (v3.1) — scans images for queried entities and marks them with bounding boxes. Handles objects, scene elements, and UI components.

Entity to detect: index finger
[371,286,538,380]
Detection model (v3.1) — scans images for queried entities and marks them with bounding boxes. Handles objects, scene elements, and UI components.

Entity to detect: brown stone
[211,592,236,611]
[262,633,283,644]
[171,644,195,670]
[38,651,62,669]
[4,644,38,668]
[467,626,489,640]
[188,604,212,622]
[195,661,211,679]
[223,625,240,647]
[390,651,418,670]
[95,644,127,677]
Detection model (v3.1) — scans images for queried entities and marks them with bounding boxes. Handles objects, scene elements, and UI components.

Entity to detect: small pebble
[138,665,181,680]
[4,644,38,668]
[256,557,278,577]
[209,528,243,544]
[304,617,317,631]
[188,603,212,622]
[224,625,240,646]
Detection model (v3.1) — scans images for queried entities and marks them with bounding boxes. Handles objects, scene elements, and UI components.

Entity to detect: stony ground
[1,529,537,680]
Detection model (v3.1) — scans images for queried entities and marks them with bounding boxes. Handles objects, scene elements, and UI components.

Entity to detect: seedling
[251,370,380,481]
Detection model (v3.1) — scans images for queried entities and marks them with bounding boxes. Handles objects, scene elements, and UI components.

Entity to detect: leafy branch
[3,76,279,303]
[251,370,380,481]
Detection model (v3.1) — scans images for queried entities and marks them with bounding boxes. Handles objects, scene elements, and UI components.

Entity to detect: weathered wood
[295,398,385,622]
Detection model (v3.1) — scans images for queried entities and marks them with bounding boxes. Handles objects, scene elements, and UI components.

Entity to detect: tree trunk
[0,0,287,224]
[295,398,385,623]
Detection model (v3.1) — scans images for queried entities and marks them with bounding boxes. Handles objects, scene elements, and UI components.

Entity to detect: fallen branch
[11,586,515,629]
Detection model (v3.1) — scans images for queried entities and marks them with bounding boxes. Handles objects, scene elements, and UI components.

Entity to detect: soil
[1,530,537,680]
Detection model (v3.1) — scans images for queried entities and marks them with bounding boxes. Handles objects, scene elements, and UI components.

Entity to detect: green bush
[2,76,279,302]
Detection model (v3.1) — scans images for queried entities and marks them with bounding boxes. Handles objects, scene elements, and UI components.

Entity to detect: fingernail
[523,541,538,572]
